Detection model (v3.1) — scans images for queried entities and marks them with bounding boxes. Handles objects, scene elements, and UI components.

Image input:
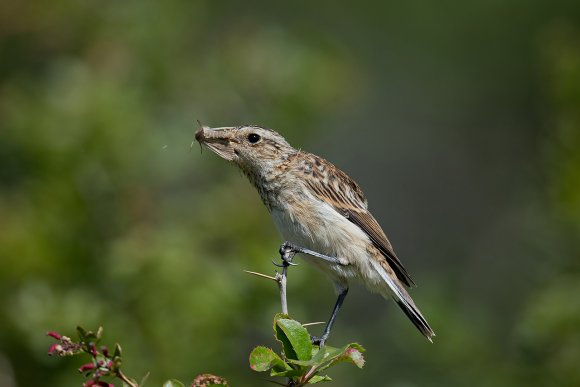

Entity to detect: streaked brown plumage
[195,124,435,343]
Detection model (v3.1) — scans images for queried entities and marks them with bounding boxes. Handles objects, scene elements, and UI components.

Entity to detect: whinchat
[195,125,435,344]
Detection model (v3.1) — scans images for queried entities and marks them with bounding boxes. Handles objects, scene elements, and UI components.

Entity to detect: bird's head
[195,124,296,174]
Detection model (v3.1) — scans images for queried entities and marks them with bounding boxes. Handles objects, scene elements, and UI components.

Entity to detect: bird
[195,124,435,345]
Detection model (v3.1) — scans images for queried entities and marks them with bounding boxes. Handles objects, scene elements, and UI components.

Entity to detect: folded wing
[302,154,416,288]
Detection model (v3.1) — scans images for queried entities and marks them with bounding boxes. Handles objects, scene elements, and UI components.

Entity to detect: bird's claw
[271,259,298,268]
[310,334,328,347]
[276,241,299,267]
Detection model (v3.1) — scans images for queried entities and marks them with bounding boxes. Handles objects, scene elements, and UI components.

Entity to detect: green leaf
[77,326,103,344]
[342,346,365,368]
[287,345,338,367]
[113,343,122,358]
[272,314,293,359]
[308,375,332,384]
[249,346,290,373]
[275,318,312,361]
[275,324,296,360]
[272,313,291,334]
[76,326,88,342]
[163,380,185,387]
[317,343,365,372]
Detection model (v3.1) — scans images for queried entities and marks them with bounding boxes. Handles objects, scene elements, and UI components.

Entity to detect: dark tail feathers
[395,299,435,342]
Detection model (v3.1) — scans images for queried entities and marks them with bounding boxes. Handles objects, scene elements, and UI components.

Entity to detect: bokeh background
[1,1,580,386]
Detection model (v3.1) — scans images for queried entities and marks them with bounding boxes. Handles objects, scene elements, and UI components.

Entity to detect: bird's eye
[247,133,261,143]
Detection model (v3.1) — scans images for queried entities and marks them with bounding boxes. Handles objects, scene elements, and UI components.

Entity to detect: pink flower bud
[78,363,96,373]
[48,344,63,355]
[88,342,98,357]
[47,331,62,340]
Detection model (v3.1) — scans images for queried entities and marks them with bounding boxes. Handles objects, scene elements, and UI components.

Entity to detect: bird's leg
[311,287,349,347]
[276,241,348,346]
[279,241,344,266]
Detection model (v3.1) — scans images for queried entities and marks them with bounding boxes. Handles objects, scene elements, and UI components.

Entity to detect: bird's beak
[195,125,237,161]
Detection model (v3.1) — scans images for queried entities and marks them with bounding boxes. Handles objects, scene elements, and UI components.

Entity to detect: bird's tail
[394,292,435,342]
[370,260,435,342]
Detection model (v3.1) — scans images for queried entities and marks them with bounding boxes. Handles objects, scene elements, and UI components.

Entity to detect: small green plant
[249,314,365,386]
[47,246,364,386]
[47,326,228,387]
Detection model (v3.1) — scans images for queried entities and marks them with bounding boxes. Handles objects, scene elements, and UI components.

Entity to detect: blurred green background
[1,1,580,386]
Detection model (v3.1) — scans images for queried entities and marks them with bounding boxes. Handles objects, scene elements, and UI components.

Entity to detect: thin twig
[276,244,297,316]
[244,270,278,281]
[244,245,296,315]
[277,267,288,315]
[301,322,326,327]
[116,370,138,387]
[302,365,318,384]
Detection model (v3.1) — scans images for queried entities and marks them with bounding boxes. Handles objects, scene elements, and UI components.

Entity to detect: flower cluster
[47,331,82,357]
[47,326,229,386]
[191,373,229,387]
[75,342,118,387]
[47,327,136,387]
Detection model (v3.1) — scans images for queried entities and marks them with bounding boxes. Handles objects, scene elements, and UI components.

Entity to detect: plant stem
[116,370,138,387]
[277,265,289,315]
[276,244,297,315]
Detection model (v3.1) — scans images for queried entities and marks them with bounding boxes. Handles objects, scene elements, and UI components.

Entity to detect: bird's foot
[279,241,297,258]
[310,334,328,347]
[274,242,299,267]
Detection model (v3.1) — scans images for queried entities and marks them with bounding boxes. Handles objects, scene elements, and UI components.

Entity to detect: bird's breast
[270,192,370,267]
[269,191,390,292]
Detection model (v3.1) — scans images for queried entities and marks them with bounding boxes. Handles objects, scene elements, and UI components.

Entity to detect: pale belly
[270,200,386,294]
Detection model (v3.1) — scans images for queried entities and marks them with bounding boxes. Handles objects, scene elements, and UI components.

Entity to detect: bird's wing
[303,154,416,288]
[345,209,415,287]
